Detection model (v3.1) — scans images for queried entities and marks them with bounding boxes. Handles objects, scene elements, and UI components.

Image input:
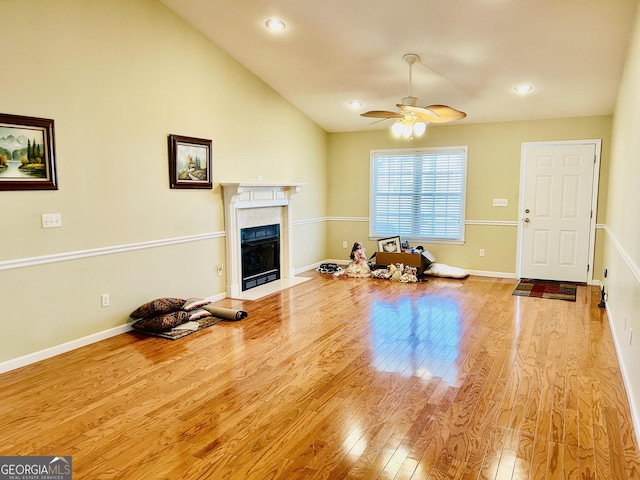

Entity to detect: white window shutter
[370,147,467,242]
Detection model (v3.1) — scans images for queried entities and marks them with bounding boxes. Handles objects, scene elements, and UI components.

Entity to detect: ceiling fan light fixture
[392,119,405,137]
[391,117,426,138]
[413,122,427,136]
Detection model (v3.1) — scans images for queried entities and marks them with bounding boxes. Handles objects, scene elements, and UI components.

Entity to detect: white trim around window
[369,146,468,243]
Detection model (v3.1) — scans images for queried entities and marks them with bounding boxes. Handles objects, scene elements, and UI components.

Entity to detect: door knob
[524,217,530,223]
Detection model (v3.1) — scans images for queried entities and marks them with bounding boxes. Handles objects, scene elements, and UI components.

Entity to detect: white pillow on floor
[425,263,468,278]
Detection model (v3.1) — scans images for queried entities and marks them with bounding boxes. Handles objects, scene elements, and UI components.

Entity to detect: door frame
[516,139,602,284]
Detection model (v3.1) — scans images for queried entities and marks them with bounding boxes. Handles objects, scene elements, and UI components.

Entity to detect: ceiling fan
[361,53,466,137]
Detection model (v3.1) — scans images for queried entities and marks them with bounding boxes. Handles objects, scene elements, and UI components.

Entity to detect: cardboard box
[375,251,433,275]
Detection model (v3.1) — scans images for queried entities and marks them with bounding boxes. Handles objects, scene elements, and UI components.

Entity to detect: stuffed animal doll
[390,263,404,282]
[400,265,418,283]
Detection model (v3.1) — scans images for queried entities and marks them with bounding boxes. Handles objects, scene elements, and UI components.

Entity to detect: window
[370,146,467,243]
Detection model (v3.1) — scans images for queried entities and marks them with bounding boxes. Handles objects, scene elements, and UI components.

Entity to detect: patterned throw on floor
[512,278,577,301]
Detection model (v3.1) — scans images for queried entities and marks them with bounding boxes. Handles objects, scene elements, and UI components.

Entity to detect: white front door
[518,141,599,283]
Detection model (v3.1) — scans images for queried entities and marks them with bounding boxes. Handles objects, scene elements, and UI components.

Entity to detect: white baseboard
[295,260,339,274]
[465,269,516,279]
[205,292,227,302]
[0,290,229,375]
[604,300,640,455]
[0,322,135,374]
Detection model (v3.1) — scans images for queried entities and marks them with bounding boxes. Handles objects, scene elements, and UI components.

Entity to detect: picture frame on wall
[168,134,212,189]
[377,236,401,253]
[0,113,57,191]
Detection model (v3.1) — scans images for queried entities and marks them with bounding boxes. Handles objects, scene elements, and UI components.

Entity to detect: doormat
[512,279,577,302]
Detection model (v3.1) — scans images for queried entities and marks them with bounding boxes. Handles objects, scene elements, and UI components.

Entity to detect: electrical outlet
[479,249,485,257]
[101,293,110,308]
[217,264,223,276]
[342,241,348,248]
[257,175,263,181]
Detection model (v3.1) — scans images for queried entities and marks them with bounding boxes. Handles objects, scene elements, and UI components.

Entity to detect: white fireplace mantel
[221,182,305,297]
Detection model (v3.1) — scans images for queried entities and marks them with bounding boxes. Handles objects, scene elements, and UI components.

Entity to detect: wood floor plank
[1,273,639,479]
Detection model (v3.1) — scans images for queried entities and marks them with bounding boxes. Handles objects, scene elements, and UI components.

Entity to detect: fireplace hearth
[241,224,280,291]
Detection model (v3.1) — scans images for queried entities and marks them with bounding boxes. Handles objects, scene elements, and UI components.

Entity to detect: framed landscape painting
[168,134,212,189]
[0,113,57,191]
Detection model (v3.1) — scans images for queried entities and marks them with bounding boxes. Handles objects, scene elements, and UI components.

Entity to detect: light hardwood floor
[1,272,639,479]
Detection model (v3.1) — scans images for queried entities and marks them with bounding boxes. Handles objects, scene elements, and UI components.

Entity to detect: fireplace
[220,182,304,298]
[241,224,280,291]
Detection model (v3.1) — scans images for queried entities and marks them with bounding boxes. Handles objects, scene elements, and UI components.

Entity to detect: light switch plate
[492,198,508,207]
[41,213,62,228]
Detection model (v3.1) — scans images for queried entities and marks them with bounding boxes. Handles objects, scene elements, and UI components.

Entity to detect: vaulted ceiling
[159,0,638,133]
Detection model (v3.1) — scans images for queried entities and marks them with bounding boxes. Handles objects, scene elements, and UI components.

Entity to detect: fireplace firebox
[240,224,280,291]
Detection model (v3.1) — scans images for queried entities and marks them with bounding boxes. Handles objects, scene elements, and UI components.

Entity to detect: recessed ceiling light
[348,100,363,108]
[265,18,286,31]
[514,84,534,94]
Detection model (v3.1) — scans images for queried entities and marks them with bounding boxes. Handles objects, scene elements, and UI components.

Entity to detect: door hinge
[590,210,593,219]
[594,155,596,164]
[587,264,590,272]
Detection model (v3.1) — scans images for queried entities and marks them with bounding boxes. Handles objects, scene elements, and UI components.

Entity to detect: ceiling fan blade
[398,104,466,124]
[360,110,403,119]
[366,117,394,126]
[361,55,467,127]
[424,104,467,122]
[397,104,441,123]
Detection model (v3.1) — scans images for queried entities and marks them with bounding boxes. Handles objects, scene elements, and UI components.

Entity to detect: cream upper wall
[0,0,328,363]
[602,0,640,428]
[326,116,612,272]
[608,9,640,266]
[0,0,327,262]
[328,116,611,221]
